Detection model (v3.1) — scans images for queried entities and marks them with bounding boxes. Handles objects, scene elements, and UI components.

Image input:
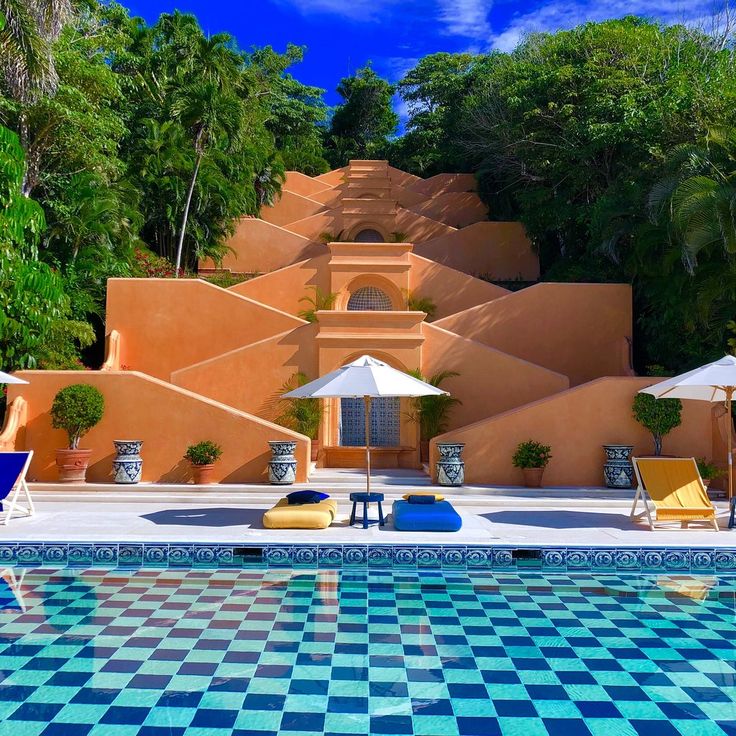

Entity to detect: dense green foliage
[632,393,683,456]
[50,383,105,449]
[324,64,398,167]
[275,373,322,440]
[0,2,326,370]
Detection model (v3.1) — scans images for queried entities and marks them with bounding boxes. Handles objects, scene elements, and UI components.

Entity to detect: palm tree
[649,128,736,270]
[0,0,72,192]
[170,80,243,273]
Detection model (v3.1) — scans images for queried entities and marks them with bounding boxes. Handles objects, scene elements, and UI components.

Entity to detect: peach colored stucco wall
[309,186,342,208]
[414,221,540,280]
[392,186,429,210]
[388,166,422,188]
[421,324,570,430]
[7,371,309,483]
[314,167,346,186]
[431,377,714,487]
[408,192,488,228]
[283,171,331,198]
[284,210,341,240]
[394,208,455,242]
[260,190,325,228]
[435,283,632,386]
[409,173,477,196]
[230,255,331,316]
[203,218,323,274]
[408,254,509,320]
[172,324,318,419]
[106,279,306,381]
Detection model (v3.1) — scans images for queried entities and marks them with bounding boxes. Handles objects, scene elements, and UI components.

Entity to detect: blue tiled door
[340,397,400,446]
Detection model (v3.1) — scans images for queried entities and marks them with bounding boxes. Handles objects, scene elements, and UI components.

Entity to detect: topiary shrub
[50,384,105,449]
[184,441,223,466]
[512,440,552,469]
[632,393,682,456]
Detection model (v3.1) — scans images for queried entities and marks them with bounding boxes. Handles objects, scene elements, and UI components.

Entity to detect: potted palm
[407,370,461,463]
[184,441,222,485]
[513,440,552,488]
[51,384,105,482]
[275,373,322,461]
[697,458,726,495]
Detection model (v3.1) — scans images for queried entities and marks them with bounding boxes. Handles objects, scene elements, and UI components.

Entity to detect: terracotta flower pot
[56,448,93,483]
[522,467,545,488]
[191,463,215,485]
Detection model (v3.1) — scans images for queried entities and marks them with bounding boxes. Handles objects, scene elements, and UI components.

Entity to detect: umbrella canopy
[283,355,448,496]
[640,354,736,498]
[283,355,447,399]
[0,372,27,385]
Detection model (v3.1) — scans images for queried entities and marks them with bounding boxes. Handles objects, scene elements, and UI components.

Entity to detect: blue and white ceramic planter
[436,442,465,486]
[602,444,634,488]
[268,441,297,485]
[112,440,143,484]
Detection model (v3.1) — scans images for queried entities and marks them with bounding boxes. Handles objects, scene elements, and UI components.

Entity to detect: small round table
[349,492,385,529]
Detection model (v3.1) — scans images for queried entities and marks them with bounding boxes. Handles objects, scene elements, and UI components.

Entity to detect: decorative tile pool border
[1,542,736,572]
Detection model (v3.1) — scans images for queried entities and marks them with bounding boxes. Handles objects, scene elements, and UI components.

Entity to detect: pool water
[0,568,735,736]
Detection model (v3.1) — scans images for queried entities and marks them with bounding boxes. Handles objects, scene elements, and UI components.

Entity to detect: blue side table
[349,492,385,529]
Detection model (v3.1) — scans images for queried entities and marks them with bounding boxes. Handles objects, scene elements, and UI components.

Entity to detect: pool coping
[1,541,736,572]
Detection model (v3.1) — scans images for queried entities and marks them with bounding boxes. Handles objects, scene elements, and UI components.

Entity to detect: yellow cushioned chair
[263,498,338,530]
[631,457,718,531]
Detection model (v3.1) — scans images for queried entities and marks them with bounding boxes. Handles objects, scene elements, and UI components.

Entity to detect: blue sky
[122,0,730,108]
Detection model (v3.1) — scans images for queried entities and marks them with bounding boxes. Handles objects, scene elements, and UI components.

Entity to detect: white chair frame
[1,451,35,525]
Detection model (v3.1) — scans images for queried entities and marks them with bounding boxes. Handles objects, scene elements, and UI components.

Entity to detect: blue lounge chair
[392,498,462,532]
[0,451,34,525]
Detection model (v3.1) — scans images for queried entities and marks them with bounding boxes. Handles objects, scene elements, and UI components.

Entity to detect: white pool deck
[5,469,734,548]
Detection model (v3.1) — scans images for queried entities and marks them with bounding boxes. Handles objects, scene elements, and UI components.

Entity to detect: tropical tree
[649,128,736,269]
[171,80,244,273]
[325,64,398,167]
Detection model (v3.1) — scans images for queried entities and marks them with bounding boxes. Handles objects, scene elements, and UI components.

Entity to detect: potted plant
[513,440,552,488]
[407,370,461,463]
[50,384,105,482]
[697,457,725,493]
[275,373,322,461]
[184,441,223,485]
[632,393,682,456]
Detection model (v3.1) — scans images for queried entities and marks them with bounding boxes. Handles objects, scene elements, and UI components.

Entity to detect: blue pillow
[287,490,329,505]
[407,494,435,504]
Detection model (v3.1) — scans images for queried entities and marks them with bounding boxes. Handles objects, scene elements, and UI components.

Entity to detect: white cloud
[276,0,397,22]
[489,0,727,52]
[437,0,494,39]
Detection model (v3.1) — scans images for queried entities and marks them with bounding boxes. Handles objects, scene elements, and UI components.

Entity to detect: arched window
[354,229,384,242]
[347,286,392,311]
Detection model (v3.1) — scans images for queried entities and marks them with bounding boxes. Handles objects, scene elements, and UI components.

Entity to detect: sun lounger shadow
[140,507,266,528]
[482,510,635,530]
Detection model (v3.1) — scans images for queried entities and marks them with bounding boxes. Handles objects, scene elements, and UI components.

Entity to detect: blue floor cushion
[392,500,462,532]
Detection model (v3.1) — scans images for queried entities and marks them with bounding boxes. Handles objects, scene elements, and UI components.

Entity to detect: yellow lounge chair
[630,457,719,531]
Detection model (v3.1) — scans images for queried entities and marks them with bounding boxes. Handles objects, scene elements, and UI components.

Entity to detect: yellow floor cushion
[402,492,445,502]
[263,498,338,529]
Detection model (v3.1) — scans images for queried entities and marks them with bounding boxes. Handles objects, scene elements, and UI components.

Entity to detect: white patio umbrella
[283,355,447,493]
[640,354,736,499]
[0,372,27,385]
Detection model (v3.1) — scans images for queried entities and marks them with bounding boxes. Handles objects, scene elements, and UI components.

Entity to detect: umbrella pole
[364,395,372,495]
[728,388,734,501]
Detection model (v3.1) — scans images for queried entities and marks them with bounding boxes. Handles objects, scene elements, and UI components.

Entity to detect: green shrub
[184,441,223,466]
[632,393,682,456]
[297,287,337,322]
[696,458,725,482]
[50,384,105,449]
[407,370,461,441]
[405,291,437,320]
[512,440,552,469]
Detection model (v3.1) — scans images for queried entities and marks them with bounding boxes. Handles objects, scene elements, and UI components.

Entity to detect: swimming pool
[0,568,734,735]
